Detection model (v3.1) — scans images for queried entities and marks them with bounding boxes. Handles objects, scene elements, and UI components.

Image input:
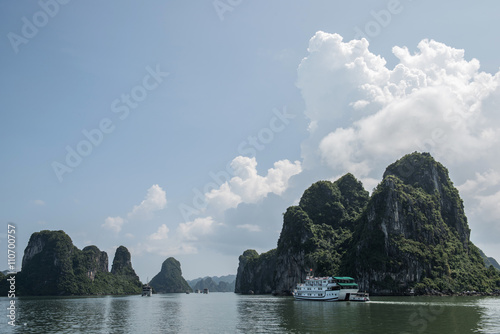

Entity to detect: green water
[1,294,499,333]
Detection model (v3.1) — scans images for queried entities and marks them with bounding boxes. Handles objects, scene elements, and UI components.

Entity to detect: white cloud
[128,184,167,220]
[102,216,125,233]
[149,224,169,240]
[101,185,167,234]
[457,171,500,245]
[205,156,302,212]
[237,224,261,232]
[177,216,217,241]
[475,191,500,223]
[298,32,500,177]
[135,217,220,257]
[134,241,198,257]
[33,199,45,206]
[458,170,500,195]
[296,31,500,257]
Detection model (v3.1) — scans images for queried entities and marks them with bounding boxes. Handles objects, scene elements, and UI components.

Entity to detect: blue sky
[2,0,500,281]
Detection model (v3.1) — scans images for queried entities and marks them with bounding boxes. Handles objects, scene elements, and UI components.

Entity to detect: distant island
[0,230,143,296]
[187,275,236,292]
[235,152,500,296]
[0,230,191,296]
[149,257,192,293]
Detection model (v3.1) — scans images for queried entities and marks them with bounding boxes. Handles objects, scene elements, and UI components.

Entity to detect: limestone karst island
[1,153,499,297]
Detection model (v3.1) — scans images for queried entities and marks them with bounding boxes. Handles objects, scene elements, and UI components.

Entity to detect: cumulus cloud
[297,31,500,258]
[133,241,198,257]
[458,170,500,195]
[102,216,125,233]
[237,224,261,232]
[298,32,500,177]
[102,184,166,234]
[138,217,219,257]
[177,216,218,241]
[149,224,169,240]
[457,171,500,245]
[128,184,167,220]
[205,156,302,212]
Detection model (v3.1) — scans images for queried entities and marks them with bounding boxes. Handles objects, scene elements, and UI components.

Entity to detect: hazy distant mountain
[188,275,236,292]
[479,249,500,271]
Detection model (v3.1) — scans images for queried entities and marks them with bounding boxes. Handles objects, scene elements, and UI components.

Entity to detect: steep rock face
[149,257,192,293]
[383,152,470,249]
[82,246,108,281]
[235,174,369,295]
[19,230,76,295]
[235,249,277,294]
[11,230,142,296]
[111,246,138,279]
[349,152,494,294]
[273,207,314,295]
[235,152,500,295]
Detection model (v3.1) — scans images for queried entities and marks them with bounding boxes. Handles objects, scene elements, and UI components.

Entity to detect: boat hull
[293,275,369,302]
[294,295,339,301]
[293,289,340,301]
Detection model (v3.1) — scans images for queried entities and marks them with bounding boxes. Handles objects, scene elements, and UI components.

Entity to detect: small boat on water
[293,271,369,302]
[142,283,152,297]
[349,292,370,302]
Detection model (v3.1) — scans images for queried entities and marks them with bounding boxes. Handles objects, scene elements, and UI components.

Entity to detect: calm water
[1,294,500,333]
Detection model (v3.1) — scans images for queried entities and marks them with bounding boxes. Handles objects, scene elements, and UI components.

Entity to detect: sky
[1,0,500,281]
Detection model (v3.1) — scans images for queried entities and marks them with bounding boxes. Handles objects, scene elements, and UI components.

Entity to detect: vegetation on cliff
[236,173,369,294]
[235,152,500,295]
[0,230,142,296]
[346,153,499,294]
[235,249,277,294]
[149,257,192,293]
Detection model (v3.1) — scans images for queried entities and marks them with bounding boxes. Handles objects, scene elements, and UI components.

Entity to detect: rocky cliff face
[11,230,141,296]
[235,173,369,295]
[235,152,500,295]
[149,257,192,293]
[18,230,77,295]
[383,152,470,249]
[111,246,139,280]
[82,246,108,281]
[273,207,313,295]
[235,249,277,294]
[349,152,489,294]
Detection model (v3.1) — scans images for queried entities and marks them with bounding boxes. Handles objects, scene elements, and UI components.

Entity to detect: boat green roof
[333,277,355,280]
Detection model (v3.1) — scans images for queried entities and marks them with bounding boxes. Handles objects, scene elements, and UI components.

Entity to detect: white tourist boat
[293,272,369,302]
[142,283,152,296]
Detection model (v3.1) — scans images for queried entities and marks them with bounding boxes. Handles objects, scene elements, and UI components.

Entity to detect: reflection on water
[236,295,290,332]
[1,294,499,333]
[475,297,500,334]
